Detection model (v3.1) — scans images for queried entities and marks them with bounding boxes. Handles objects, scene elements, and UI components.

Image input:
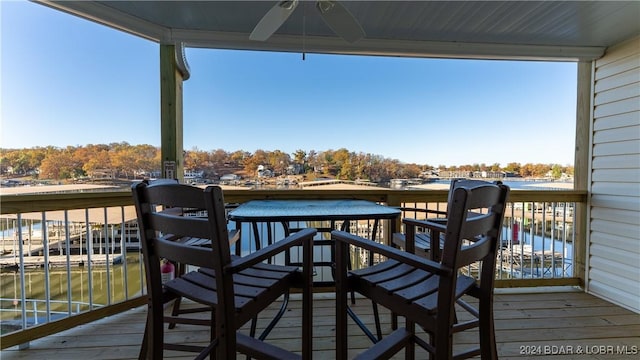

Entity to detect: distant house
[473,171,506,179]
[390,178,423,188]
[134,170,161,179]
[220,173,240,183]
[184,170,204,179]
[287,164,304,175]
[257,165,273,178]
[89,169,115,179]
[438,170,505,179]
[438,170,473,178]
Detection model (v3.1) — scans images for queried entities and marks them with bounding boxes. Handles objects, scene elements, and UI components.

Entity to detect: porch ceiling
[35,1,640,61]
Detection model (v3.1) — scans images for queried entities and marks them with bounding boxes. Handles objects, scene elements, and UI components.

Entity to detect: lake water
[0,254,144,329]
[419,179,573,190]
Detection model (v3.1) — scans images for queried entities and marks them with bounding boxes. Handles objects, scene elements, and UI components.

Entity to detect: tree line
[1,143,573,182]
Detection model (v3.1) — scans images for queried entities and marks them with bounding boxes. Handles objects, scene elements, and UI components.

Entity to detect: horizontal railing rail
[0,187,587,349]
[0,298,102,325]
[1,188,586,214]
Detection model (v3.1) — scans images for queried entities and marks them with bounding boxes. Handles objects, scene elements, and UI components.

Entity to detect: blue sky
[1,1,577,167]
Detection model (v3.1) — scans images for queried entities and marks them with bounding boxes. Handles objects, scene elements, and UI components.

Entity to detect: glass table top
[228,199,400,222]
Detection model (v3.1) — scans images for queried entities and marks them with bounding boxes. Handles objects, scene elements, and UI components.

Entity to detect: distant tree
[520,163,535,177]
[333,149,352,179]
[403,163,422,178]
[0,142,577,183]
[564,166,574,176]
[229,150,249,167]
[184,147,209,170]
[209,149,229,168]
[533,163,552,178]
[352,152,370,180]
[319,151,336,176]
[1,150,23,175]
[307,150,319,172]
[293,149,307,164]
[243,149,268,175]
[39,149,80,179]
[83,149,112,175]
[268,150,291,176]
[135,145,160,174]
[1,148,45,175]
[109,143,158,179]
[504,162,521,175]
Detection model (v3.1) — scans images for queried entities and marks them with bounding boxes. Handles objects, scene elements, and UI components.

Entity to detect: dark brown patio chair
[393,178,501,261]
[132,182,315,359]
[333,181,509,359]
[139,178,228,333]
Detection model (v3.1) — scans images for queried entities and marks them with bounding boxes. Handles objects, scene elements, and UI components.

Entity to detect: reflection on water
[0,254,144,331]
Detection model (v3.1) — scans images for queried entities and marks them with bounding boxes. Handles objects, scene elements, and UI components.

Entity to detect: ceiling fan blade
[250,0,299,41]
[316,1,365,43]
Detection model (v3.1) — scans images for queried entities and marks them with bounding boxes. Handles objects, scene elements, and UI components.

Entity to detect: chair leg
[338,220,357,306]
[142,302,164,360]
[245,295,293,360]
[372,301,382,341]
[138,316,148,360]
[168,296,182,329]
[335,241,349,360]
[209,310,216,360]
[405,319,415,360]
[168,263,187,330]
[257,292,290,340]
[246,313,258,360]
[433,319,453,360]
[479,298,498,359]
[347,305,378,343]
[302,235,313,360]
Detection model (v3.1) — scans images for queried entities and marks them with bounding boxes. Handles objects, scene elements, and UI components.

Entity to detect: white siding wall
[588,36,640,313]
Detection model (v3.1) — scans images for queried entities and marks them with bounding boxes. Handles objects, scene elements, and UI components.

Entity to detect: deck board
[2,290,639,359]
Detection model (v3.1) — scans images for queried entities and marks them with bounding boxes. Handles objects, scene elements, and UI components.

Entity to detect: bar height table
[228,199,400,342]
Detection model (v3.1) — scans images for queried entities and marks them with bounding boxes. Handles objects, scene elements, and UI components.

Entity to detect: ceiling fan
[249,0,365,43]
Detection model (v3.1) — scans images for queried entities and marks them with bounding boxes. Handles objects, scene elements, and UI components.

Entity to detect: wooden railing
[0,187,587,349]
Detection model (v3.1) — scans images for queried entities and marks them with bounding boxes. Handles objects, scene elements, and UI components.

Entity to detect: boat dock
[0,254,123,270]
[499,244,568,278]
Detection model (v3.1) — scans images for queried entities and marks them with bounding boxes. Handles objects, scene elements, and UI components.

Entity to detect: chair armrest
[402,218,447,232]
[228,228,316,272]
[331,230,451,276]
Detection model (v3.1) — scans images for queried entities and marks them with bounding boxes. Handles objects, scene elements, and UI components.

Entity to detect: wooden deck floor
[2,288,639,359]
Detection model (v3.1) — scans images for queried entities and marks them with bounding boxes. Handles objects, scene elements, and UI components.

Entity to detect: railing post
[32,300,38,325]
[573,60,592,287]
[160,43,185,183]
[386,192,402,247]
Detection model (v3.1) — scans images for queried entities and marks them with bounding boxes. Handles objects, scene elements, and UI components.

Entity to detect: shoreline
[0,179,574,195]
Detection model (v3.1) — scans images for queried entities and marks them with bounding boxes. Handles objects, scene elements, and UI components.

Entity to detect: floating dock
[0,254,123,270]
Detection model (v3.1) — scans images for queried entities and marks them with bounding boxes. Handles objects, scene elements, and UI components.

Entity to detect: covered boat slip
[2,290,639,359]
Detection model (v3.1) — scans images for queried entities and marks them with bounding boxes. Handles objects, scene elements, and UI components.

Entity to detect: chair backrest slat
[147,212,211,239]
[154,236,214,269]
[145,183,208,209]
[132,182,233,310]
[439,181,509,291]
